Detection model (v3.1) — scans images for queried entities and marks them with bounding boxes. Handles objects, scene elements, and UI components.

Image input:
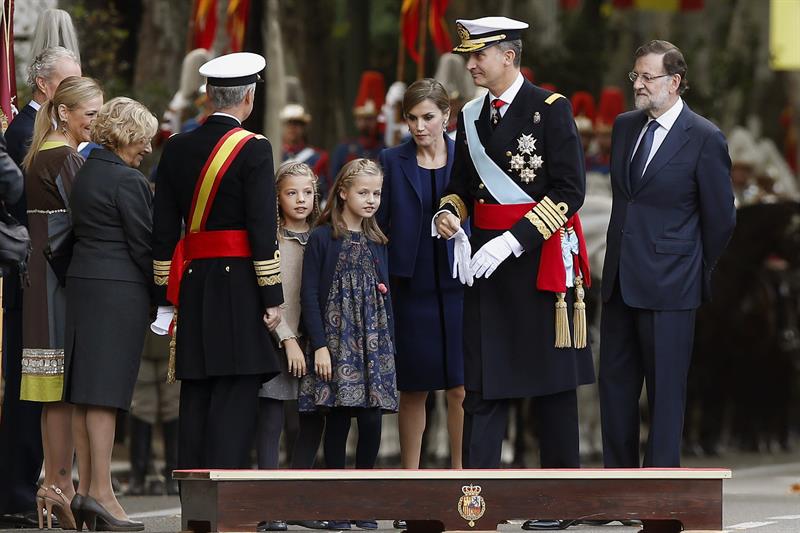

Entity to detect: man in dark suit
[435,17,593,530]
[600,40,736,468]
[0,46,79,528]
[151,52,283,471]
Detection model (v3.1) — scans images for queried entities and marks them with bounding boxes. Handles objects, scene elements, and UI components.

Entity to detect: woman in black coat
[63,97,157,531]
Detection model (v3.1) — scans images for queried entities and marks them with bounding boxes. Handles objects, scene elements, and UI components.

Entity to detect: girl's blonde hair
[23,76,103,170]
[275,160,320,233]
[317,158,387,244]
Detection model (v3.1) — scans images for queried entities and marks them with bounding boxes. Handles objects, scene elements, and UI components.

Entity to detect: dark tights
[256,398,284,469]
[323,408,382,469]
[291,412,325,468]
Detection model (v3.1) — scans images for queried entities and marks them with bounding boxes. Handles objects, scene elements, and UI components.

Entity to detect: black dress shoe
[82,495,144,532]
[521,519,576,530]
[0,511,43,529]
[287,520,330,529]
[392,520,407,529]
[257,520,288,531]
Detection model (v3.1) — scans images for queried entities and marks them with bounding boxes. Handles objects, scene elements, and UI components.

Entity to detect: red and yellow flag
[401,0,452,65]
[0,0,16,132]
[226,0,250,53]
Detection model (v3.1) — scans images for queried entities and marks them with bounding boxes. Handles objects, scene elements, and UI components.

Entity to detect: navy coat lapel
[398,139,422,202]
[634,104,691,193]
[488,81,533,155]
[475,93,492,147]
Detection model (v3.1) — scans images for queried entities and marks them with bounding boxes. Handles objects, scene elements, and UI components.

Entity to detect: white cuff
[150,305,174,335]
[502,231,524,257]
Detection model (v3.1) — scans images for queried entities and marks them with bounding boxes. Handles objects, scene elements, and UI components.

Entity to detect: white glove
[451,228,473,287]
[469,233,515,279]
[151,305,175,335]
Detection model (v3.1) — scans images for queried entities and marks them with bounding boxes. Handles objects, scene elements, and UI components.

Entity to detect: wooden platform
[173,468,731,533]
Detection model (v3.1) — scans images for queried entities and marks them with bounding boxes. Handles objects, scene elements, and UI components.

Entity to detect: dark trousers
[178,375,261,469]
[599,286,696,467]
[0,306,43,513]
[462,389,579,469]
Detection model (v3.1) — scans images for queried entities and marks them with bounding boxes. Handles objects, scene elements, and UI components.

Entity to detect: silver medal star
[520,167,536,183]
[510,153,526,171]
[530,154,544,170]
[517,134,537,155]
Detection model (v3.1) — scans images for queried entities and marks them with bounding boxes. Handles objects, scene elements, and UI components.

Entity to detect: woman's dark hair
[402,78,450,117]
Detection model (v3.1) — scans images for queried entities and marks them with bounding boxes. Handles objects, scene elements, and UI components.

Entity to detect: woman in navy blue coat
[377,79,465,469]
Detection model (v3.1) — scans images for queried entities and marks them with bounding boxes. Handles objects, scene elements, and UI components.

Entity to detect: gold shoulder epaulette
[545,93,565,105]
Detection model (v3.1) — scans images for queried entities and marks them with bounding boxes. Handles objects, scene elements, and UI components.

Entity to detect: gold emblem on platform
[457,484,486,527]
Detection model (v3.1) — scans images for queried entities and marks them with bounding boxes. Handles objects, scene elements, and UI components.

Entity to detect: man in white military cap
[434,17,593,530]
[151,52,284,472]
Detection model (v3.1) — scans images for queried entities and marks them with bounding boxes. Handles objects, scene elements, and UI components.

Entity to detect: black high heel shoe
[71,494,89,532]
[81,495,144,532]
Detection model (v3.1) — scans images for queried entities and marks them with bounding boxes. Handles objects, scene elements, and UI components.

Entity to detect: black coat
[152,114,282,380]
[67,148,152,284]
[440,79,595,400]
[0,135,23,206]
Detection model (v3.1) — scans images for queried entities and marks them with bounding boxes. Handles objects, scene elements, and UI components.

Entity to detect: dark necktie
[629,119,660,189]
[491,98,506,129]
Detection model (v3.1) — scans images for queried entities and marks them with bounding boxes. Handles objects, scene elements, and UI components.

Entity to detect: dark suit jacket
[601,102,736,310]
[377,135,457,277]
[3,102,35,225]
[67,148,153,285]
[301,224,392,353]
[0,135,23,205]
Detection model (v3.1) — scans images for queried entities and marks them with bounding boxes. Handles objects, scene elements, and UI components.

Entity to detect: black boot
[162,418,180,495]
[127,416,152,496]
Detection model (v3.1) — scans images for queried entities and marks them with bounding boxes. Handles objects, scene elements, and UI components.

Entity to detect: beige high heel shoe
[36,485,76,530]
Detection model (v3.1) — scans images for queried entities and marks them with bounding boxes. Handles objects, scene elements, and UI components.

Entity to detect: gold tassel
[573,277,587,349]
[166,309,177,384]
[554,292,571,348]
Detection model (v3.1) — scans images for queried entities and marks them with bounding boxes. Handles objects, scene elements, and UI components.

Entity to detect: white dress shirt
[490,73,525,117]
[630,97,684,173]
[211,111,242,124]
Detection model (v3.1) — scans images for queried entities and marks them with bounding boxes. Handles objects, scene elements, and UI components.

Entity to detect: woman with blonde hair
[21,75,103,529]
[63,97,158,532]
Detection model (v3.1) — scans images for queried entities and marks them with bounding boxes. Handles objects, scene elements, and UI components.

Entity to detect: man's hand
[452,228,473,286]
[150,306,174,336]
[284,338,307,378]
[435,212,461,239]
[263,306,282,331]
[314,347,332,382]
[469,234,514,279]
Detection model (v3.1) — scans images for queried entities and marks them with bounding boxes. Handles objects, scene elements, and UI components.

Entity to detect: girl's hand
[284,338,307,378]
[314,347,332,382]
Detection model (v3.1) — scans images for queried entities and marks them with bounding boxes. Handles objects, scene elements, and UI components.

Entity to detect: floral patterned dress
[298,231,397,412]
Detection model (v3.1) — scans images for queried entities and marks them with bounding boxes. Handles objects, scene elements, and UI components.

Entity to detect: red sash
[166,128,258,306]
[472,201,591,292]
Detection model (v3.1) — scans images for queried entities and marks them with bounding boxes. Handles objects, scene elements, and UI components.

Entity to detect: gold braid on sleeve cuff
[439,194,468,221]
[254,250,281,287]
[525,196,569,239]
[153,259,171,286]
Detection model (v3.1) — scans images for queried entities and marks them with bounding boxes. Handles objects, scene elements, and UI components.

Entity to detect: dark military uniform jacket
[439,78,595,400]
[152,114,283,380]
